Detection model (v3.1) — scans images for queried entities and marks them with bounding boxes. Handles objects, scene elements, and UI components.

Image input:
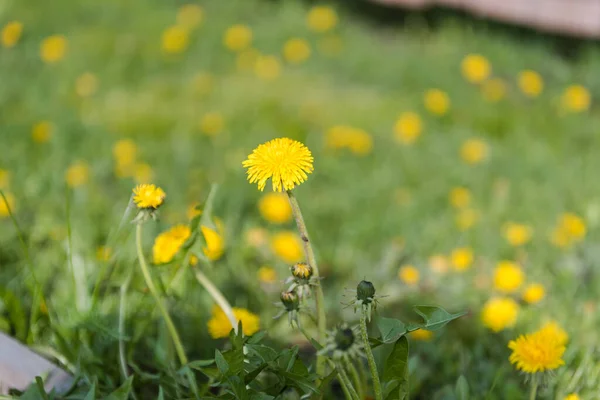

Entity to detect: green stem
[193,266,238,334]
[529,374,538,400]
[135,224,188,365]
[360,308,382,400]
[286,190,327,376]
[336,362,360,400]
[346,359,364,400]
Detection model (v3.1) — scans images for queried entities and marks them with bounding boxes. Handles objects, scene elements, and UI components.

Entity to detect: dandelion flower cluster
[133,184,166,209]
[258,193,292,224]
[481,297,519,332]
[508,321,567,373]
[207,305,260,339]
[152,225,191,264]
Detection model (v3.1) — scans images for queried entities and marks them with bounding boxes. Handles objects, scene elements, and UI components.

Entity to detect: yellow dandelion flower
[461,54,491,84]
[522,283,545,304]
[162,25,189,54]
[223,24,252,52]
[254,55,281,81]
[561,212,587,240]
[283,38,311,64]
[564,394,580,400]
[508,325,566,373]
[96,246,112,262]
[449,187,471,209]
[199,112,224,136]
[326,126,372,155]
[152,225,191,264]
[481,78,506,102]
[257,266,277,283]
[561,85,591,113]
[40,35,67,63]
[517,70,544,98]
[0,169,10,189]
[394,112,423,145]
[423,89,450,116]
[75,72,98,98]
[493,261,524,293]
[451,247,473,271]
[242,137,314,192]
[245,227,268,248]
[538,321,568,346]
[0,192,16,218]
[307,6,338,33]
[133,183,166,209]
[113,139,137,167]
[460,138,488,165]
[201,225,224,261]
[455,209,479,231]
[32,121,53,144]
[409,329,433,341]
[192,72,213,96]
[398,265,420,286]
[317,34,343,56]
[271,231,303,264]
[177,4,203,30]
[236,48,260,72]
[503,222,533,247]
[207,305,260,338]
[429,254,448,274]
[65,161,90,187]
[481,297,519,332]
[187,203,202,219]
[2,21,23,48]
[134,163,153,184]
[259,192,292,224]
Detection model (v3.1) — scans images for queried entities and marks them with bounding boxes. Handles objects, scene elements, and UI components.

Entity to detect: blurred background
[2,0,600,398]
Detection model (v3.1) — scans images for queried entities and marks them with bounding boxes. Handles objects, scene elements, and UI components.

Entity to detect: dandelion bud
[291,262,313,280]
[334,327,355,351]
[356,280,375,303]
[280,290,300,311]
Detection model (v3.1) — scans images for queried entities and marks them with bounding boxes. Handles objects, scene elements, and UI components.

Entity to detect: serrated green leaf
[376,316,407,343]
[455,375,469,400]
[215,350,229,375]
[105,376,133,400]
[413,305,466,331]
[383,336,409,400]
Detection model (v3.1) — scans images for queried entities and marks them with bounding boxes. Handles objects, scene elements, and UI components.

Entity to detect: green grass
[2,0,600,398]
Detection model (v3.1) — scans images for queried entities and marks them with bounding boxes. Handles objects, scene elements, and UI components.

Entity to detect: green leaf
[157,386,164,400]
[215,350,229,375]
[245,363,268,385]
[227,376,249,400]
[186,359,216,370]
[383,336,409,400]
[279,371,319,394]
[246,344,278,363]
[413,305,466,331]
[317,368,338,392]
[455,375,469,400]
[246,331,266,344]
[35,377,50,400]
[83,382,96,400]
[376,316,407,343]
[105,376,133,400]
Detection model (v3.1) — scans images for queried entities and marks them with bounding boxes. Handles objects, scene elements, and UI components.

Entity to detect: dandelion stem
[336,362,360,400]
[135,224,188,365]
[286,190,327,376]
[345,359,364,400]
[360,307,383,400]
[529,374,539,400]
[193,266,238,334]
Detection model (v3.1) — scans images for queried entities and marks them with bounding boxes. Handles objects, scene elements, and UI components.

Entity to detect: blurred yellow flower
[561,85,591,113]
[508,323,566,373]
[223,24,252,52]
[428,254,448,274]
[199,112,224,136]
[552,212,586,248]
[243,137,313,192]
[564,394,580,400]
[187,203,202,219]
[65,161,90,187]
[254,55,281,81]
[522,283,545,304]
[245,227,268,247]
[461,54,491,83]
[192,72,213,96]
[133,183,166,209]
[449,187,471,209]
[134,163,153,184]
[460,138,488,165]
[481,297,519,332]
[153,225,191,264]
[503,222,533,246]
[307,6,338,33]
[0,192,15,218]
[317,34,343,56]
[326,125,373,155]
[201,225,224,261]
[257,266,277,283]
[455,209,479,231]
[162,25,189,54]
[236,48,260,72]
[113,139,137,167]
[0,169,10,189]
[517,70,543,98]
[398,265,420,286]
[32,121,53,144]
[423,89,450,116]
[539,321,568,346]
[75,72,98,97]
[271,231,303,263]
[493,261,524,293]
[481,78,506,102]
[451,247,473,271]
[207,305,260,339]
[2,21,22,48]
[259,193,292,224]
[96,246,112,262]
[394,112,422,145]
[177,4,203,30]
[283,38,311,64]
[409,329,433,341]
[40,35,67,63]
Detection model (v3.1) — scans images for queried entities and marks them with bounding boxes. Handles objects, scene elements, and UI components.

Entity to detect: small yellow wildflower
[306,6,338,33]
[503,222,533,246]
[460,138,488,165]
[564,394,580,400]
[236,48,260,72]
[493,261,524,293]
[113,139,137,167]
[40,35,67,63]
[133,183,166,209]
[398,265,420,286]
[2,21,23,48]
[461,54,491,83]
[429,254,448,274]
[508,323,567,373]
[455,209,479,231]
[223,24,252,52]
[199,112,224,136]
[271,231,303,264]
[517,70,544,98]
[32,121,53,143]
[162,25,189,54]
[201,225,224,261]
[561,212,587,240]
[451,247,473,271]
[254,55,281,81]
[539,321,568,346]
[75,73,98,97]
[393,112,423,145]
[177,4,203,29]
[481,78,506,102]
[152,225,191,264]
[481,297,519,332]
[449,187,471,209]
[522,283,545,304]
[257,266,277,283]
[243,138,314,192]
[96,246,112,262]
[134,163,153,184]
[409,329,433,341]
[0,192,15,218]
[65,161,90,187]
[561,85,591,113]
[317,34,343,56]
[326,125,373,155]
[283,38,311,64]
[258,193,292,224]
[207,305,260,339]
[423,89,450,116]
[0,169,10,189]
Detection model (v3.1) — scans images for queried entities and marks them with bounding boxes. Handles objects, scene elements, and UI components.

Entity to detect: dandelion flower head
[201,225,224,261]
[518,70,544,98]
[259,192,292,224]
[503,222,533,247]
[283,38,311,64]
[394,112,423,145]
[306,6,338,33]
[133,183,166,209]
[271,231,303,264]
[152,225,191,264]
[65,161,90,188]
[2,21,23,48]
[32,121,53,144]
[398,265,420,286]
[424,89,450,116]
[481,297,519,332]
[0,192,16,218]
[224,24,252,52]
[461,54,491,83]
[451,247,474,271]
[508,322,567,373]
[522,283,545,304]
[40,34,67,63]
[207,305,260,339]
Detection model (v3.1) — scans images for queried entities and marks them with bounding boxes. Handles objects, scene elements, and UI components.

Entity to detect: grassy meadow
[2,0,600,398]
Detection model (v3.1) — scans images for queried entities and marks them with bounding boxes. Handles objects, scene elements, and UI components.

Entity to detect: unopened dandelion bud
[356,280,375,303]
[291,262,313,280]
[334,327,355,351]
[280,290,300,311]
